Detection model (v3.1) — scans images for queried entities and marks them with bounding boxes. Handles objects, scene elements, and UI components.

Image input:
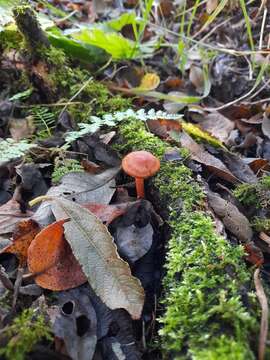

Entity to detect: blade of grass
[239,0,254,50]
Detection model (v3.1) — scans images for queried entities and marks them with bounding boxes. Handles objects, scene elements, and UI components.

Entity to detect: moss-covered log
[117,120,261,359]
[13,4,49,55]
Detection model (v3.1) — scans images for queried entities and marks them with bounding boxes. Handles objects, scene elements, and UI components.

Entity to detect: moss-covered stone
[118,119,260,359]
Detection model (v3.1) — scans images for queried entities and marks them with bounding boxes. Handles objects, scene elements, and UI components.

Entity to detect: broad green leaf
[51,197,145,319]
[47,31,108,64]
[107,12,137,31]
[72,28,139,59]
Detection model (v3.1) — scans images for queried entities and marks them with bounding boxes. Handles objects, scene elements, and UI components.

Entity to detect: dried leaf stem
[254,268,269,360]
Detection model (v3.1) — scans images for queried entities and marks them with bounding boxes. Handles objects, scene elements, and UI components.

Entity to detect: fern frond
[64,108,182,144]
[0,139,37,165]
[31,107,56,137]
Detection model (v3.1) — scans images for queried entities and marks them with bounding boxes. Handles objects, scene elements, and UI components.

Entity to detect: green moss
[45,58,130,121]
[0,309,52,360]
[0,28,22,52]
[52,158,83,184]
[116,119,167,157]
[252,217,270,232]
[118,119,259,359]
[234,176,270,209]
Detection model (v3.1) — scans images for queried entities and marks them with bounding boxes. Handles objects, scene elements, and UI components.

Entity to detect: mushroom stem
[135,178,145,198]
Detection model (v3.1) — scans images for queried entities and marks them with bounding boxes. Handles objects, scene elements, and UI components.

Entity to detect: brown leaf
[28,219,87,291]
[206,0,218,13]
[179,132,238,183]
[0,199,33,235]
[147,119,182,139]
[83,203,128,225]
[244,242,264,266]
[189,65,204,93]
[207,191,253,242]
[9,117,35,141]
[0,219,40,266]
[199,112,234,144]
[51,198,145,319]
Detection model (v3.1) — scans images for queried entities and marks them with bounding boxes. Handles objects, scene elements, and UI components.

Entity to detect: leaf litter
[0,0,270,359]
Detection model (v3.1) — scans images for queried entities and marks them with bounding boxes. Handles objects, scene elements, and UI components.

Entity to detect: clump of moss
[52,158,83,184]
[0,309,52,360]
[118,119,259,359]
[116,119,167,157]
[234,175,270,209]
[252,217,270,233]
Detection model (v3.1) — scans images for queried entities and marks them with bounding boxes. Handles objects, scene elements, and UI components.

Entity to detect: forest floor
[0,1,270,359]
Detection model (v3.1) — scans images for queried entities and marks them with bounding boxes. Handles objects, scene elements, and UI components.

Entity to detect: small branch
[0,266,14,291]
[12,268,23,309]
[254,268,269,360]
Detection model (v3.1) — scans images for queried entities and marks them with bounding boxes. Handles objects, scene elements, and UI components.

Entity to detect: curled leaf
[28,219,87,291]
[1,219,40,266]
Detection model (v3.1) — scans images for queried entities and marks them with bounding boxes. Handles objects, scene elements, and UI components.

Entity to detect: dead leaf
[244,242,264,266]
[28,219,87,291]
[207,191,253,242]
[51,197,145,320]
[147,119,182,138]
[115,223,153,263]
[136,73,160,91]
[0,219,40,266]
[9,117,35,141]
[198,112,234,144]
[244,158,270,174]
[178,132,238,183]
[48,287,97,360]
[189,65,204,93]
[33,167,119,226]
[206,0,218,13]
[0,199,33,235]
[222,153,257,184]
[83,203,128,225]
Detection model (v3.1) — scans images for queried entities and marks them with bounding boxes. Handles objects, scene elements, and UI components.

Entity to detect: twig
[0,266,14,291]
[59,76,93,118]
[12,268,23,309]
[254,268,269,360]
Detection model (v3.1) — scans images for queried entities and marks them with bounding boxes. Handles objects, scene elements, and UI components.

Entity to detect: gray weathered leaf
[48,287,97,360]
[179,132,238,183]
[207,191,253,243]
[51,198,145,320]
[115,224,153,263]
[33,168,118,226]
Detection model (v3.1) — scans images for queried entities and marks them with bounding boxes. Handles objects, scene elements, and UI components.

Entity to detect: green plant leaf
[72,28,139,59]
[50,197,145,319]
[107,12,137,31]
[9,88,33,101]
[47,31,109,64]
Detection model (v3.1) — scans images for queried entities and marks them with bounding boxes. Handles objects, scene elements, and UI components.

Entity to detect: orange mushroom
[122,151,160,198]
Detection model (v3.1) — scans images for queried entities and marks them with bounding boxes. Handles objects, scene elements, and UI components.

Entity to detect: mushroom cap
[122,151,160,179]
